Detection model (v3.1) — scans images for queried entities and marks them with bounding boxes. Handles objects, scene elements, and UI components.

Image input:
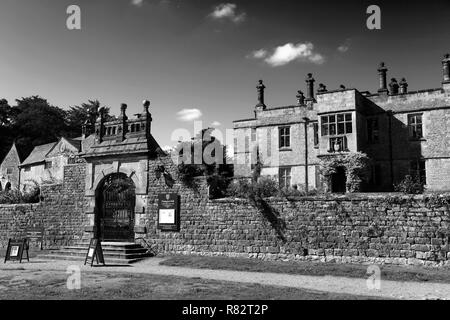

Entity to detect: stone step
[38,241,153,265]
[47,249,151,260]
[63,246,148,254]
[39,254,146,265]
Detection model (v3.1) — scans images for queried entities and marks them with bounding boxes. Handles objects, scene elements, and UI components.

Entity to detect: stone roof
[81,134,161,158]
[21,142,56,166]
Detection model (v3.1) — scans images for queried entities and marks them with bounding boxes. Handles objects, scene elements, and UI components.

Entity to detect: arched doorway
[331,167,346,193]
[95,173,136,241]
[5,182,11,192]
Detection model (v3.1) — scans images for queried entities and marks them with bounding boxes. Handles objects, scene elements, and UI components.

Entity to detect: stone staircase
[39,240,153,265]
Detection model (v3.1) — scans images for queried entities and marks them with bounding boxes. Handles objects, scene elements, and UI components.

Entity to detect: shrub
[0,186,40,204]
[394,175,424,194]
[227,176,278,200]
[279,185,320,197]
[177,163,203,188]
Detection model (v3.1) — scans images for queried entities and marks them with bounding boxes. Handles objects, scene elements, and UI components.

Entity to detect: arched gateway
[82,100,161,242]
[95,173,136,241]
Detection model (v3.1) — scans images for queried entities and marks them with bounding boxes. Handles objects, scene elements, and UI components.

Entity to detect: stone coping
[211,192,450,203]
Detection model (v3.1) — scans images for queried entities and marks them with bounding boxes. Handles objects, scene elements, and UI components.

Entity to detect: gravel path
[1,258,449,300]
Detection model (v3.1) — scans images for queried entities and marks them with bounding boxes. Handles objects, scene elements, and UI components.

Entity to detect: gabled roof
[20,142,57,166]
[0,143,20,166]
[64,137,82,151]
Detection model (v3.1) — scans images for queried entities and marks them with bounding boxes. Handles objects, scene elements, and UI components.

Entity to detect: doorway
[331,166,346,193]
[95,173,136,241]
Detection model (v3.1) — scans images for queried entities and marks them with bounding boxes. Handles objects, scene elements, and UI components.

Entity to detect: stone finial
[255,80,266,110]
[119,103,128,119]
[317,83,327,93]
[442,53,450,83]
[143,99,150,111]
[305,73,315,100]
[389,78,399,95]
[377,62,388,93]
[399,78,408,94]
[296,90,305,106]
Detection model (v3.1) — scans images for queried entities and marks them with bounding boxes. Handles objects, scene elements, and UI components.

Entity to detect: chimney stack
[377,62,389,94]
[305,73,315,101]
[389,78,399,95]
[81,119,92,139]
[296,90,305,106]
[142,99,152,136]
[255,80,266,111]
[399,78,408,94]
[119,103,128,142]
[96,107,106,144]
[442,53,450,84]
[317,83,327,93]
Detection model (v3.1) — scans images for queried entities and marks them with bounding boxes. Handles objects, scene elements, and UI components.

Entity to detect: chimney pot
[305,73,315,100]
[399,78,408,94]
[442,53,450,84]
[317,83,327,93]
[389,78,399,95]
[296,90,305,106]
[377,62,389,93]
[255,80,266,110]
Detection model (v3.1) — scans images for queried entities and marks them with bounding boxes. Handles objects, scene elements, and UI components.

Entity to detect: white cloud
[209,3,246,23]
[211,121,221,127]
[176,108,202,121]
[259,42,325,67]
[131,0,144,7]
[337,39,351,53]
[248,49,267,59]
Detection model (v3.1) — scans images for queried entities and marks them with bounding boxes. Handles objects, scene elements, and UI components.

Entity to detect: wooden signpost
[157,193,180,231]
[4,239,29,263]
[84,238,105,267]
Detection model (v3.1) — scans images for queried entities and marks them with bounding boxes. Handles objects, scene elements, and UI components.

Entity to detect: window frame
[313,123,319,148]
[407,113,423,140]
[6,167,13,175]
[278,126,291,149]
[367,118,380,144]
[44,161,53,170]
[278,167,292,189]
[410,159,426,184]
[321,112,352,136]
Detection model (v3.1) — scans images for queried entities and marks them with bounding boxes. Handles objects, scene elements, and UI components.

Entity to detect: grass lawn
[0,269,379,300]
[159,255,450,284]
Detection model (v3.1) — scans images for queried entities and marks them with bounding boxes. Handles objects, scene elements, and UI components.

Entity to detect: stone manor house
[233,54,450,192]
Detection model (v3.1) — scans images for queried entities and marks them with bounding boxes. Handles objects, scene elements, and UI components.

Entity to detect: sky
[1,0,449,149]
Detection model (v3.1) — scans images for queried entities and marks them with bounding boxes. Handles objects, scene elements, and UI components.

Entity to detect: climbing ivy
[319,152,371,193]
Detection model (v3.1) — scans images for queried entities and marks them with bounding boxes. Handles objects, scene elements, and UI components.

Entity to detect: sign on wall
[4,239,29,263]
[157,193,180,231]
[25,226,44,249]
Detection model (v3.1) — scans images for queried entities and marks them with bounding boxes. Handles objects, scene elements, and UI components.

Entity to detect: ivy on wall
[319,152,371,193]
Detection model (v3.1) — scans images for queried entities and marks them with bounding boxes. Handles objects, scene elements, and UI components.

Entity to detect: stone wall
[143,189,450,267]
[0,164,88,248]
[2,156,450,268]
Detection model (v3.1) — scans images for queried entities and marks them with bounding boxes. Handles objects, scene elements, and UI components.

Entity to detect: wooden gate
[98,173,135,241]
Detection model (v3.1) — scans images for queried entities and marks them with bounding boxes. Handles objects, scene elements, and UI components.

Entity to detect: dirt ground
[0,267,376,300]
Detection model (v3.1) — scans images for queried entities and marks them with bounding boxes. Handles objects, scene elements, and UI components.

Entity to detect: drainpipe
[303,117,310,194]
[387,111,394,189]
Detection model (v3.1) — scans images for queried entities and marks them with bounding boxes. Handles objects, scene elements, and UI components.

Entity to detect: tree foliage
[0,96,107,162]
